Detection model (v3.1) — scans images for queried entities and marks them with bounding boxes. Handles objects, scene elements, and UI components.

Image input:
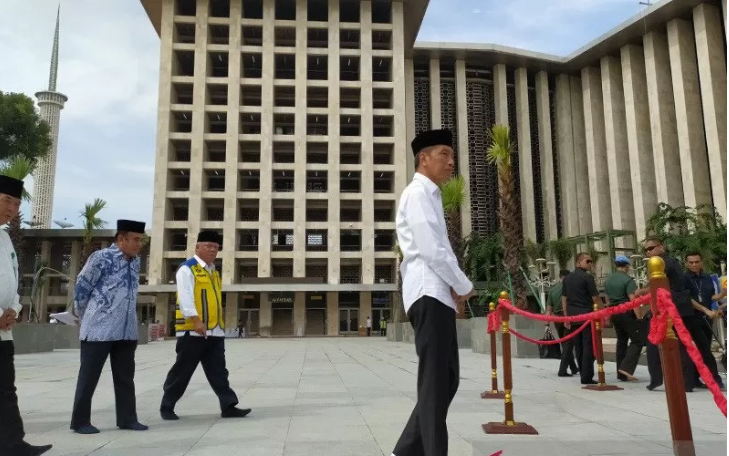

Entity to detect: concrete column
[222,1,241,285]
[38,241,51,322]
[535,71,558,239]
[582,67,612,231]
[294,291,306,337]
[515,68,537,241]
[258,0,275,277]
[405,58,416,176]
[392,2,409,204]
[359,291,372,328]
[693,3,727,219]
[149,0,174,285]
[621,44,657,238]
[224,292,238,328]
[327,0,341,284]
[429,58,441,127]
[570,76,592,234]
[555,75,578,237]
[667,19,713,209]
[153,293,169,333]
[186,0,210,252]
[360,0,374,284]
[293,0,308,277]
[723,0,728,37]
[600,56,635,231]
[644,32,684,207]
[493,64,508,125]
[326,291,339,335]
[259,292,271,337]
[66,240,81,303]
[455,60,471,237]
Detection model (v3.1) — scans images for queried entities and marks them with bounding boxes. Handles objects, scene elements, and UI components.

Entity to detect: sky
[0,0,646,230]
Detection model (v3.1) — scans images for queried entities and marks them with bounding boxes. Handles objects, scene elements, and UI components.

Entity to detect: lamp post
[28,266,70,323]
[630,254,649,288]
[528,258,556,312]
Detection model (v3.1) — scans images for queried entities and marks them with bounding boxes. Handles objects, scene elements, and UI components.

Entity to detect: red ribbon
[507,320,591,345]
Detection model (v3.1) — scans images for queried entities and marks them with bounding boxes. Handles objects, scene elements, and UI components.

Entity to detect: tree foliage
[79,198,107,266]
[462,232,504,283]
[0,91,52,163]
[440,175,466,264]
[645,203,727,273]
[0,155,36,274]
[548,238,575,269]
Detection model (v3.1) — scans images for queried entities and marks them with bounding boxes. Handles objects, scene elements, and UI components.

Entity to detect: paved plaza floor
[15,338,727,456]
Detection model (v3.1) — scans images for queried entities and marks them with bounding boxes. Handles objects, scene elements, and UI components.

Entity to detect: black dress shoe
[119,422,149,431]
[695,381,708,389]
[221,406,252,418]
[581,380,598,385]
[557,372,573,377]
[73,424,100,434]
[646,383,662,391]
[2,442,53,456]
[160,409,179,420]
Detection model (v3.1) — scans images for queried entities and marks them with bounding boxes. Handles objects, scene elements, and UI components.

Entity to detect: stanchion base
[481,390,506,399]
[482,421,538,435]
[582,383,624,391]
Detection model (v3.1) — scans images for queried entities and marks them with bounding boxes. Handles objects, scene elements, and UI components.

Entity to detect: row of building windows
[172,84,393,110]
[166,198,395,222]
[172,51,393,82]
[165,228,395,252]
[175,0,393,24]
[171,112,395,136]
[162,257,396,284]
[175,23,393,51]
[167,169,396,194]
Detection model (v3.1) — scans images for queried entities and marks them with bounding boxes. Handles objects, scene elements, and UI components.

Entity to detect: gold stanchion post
[648,257,695,456]
[483,292,538,435]
[482,302,505,399]
[583,301,623,391]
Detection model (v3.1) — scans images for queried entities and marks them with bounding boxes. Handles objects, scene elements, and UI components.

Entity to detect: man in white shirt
[0,176,52,456]
[392,129,474,456]
[366,316,372,336]
[159,231,251,420]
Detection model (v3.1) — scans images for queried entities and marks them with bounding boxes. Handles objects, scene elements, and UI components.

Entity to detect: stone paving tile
[12,338,726,456]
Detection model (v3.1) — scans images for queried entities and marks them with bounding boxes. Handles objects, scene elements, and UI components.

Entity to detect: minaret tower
[32,6,68,229]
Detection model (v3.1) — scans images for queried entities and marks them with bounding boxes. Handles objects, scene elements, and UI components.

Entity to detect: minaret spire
[48,4,60,91]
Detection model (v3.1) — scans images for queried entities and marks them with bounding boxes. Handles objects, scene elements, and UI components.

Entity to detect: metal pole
[583,301,622,391]
[482,301,505,399]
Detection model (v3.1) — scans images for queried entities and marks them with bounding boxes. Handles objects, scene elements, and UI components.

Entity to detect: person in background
[0,176,53,456]
[160,231,252,420]
[560,253,602,385]
[366,315,372,336]
[380,317,387,336]
[70,220,149,434]
[392,129,474,456]
[684,252,726,389]
[546,269,578,377]
[604,255,644,382]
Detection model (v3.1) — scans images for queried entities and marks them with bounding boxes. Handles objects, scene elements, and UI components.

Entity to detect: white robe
[0,230,22,341]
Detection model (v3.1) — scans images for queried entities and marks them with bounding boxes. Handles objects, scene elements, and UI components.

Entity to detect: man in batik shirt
[70,220,149,434]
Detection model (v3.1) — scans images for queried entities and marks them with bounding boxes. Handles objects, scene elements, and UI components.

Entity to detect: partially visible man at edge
[391,129,474,456]
[635,237,724,391]
[70,220,149,434]
[546,269,578,376]
[0,175,53,456]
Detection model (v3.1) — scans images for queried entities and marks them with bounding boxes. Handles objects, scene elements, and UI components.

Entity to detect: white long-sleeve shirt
[0,230,23,341]
[175,255,226,338]
[396,173,473,314]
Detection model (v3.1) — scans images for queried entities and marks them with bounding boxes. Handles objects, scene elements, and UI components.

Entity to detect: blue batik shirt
[74,244,140,341]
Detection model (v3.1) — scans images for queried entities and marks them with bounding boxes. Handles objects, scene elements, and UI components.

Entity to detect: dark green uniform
[604,271,643,379]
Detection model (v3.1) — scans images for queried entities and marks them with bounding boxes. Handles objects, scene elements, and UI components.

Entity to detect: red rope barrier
[507,320,591,345]
[650,290,727,417]
[495,295,651,324]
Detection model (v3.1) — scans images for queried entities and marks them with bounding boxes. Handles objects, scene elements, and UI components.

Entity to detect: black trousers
[646,315,721,390]
[0,341,24,448]
[559,322,595,383]
[71,340,138,429]
[160,335,238,412]
[611,313,646,378]
[380,328,386,336]
[393,297,459,456]
[555,319,578,374]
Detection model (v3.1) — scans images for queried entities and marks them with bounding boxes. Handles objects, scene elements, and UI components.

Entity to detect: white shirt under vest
[176,255,226,338]
[396,173,473,314]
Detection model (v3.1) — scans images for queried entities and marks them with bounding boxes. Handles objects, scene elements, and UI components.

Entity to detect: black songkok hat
[410,129,453,156]
[197,230,222,246]
[117,219,146,233]
[0,175,24,199]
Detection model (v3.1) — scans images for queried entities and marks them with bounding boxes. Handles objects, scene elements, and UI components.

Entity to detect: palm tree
[391,242,406,323]
[548,238,575,270]
[79,198,107,266]
[486,124,528,309]
[0,156,35,271]
[440,175,467,265]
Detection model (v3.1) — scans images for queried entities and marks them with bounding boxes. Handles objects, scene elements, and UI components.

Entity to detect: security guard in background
[159,231,252,420]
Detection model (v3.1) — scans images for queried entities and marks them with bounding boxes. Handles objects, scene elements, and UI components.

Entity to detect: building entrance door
[339,308,359,333]
[238,309,259,337]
